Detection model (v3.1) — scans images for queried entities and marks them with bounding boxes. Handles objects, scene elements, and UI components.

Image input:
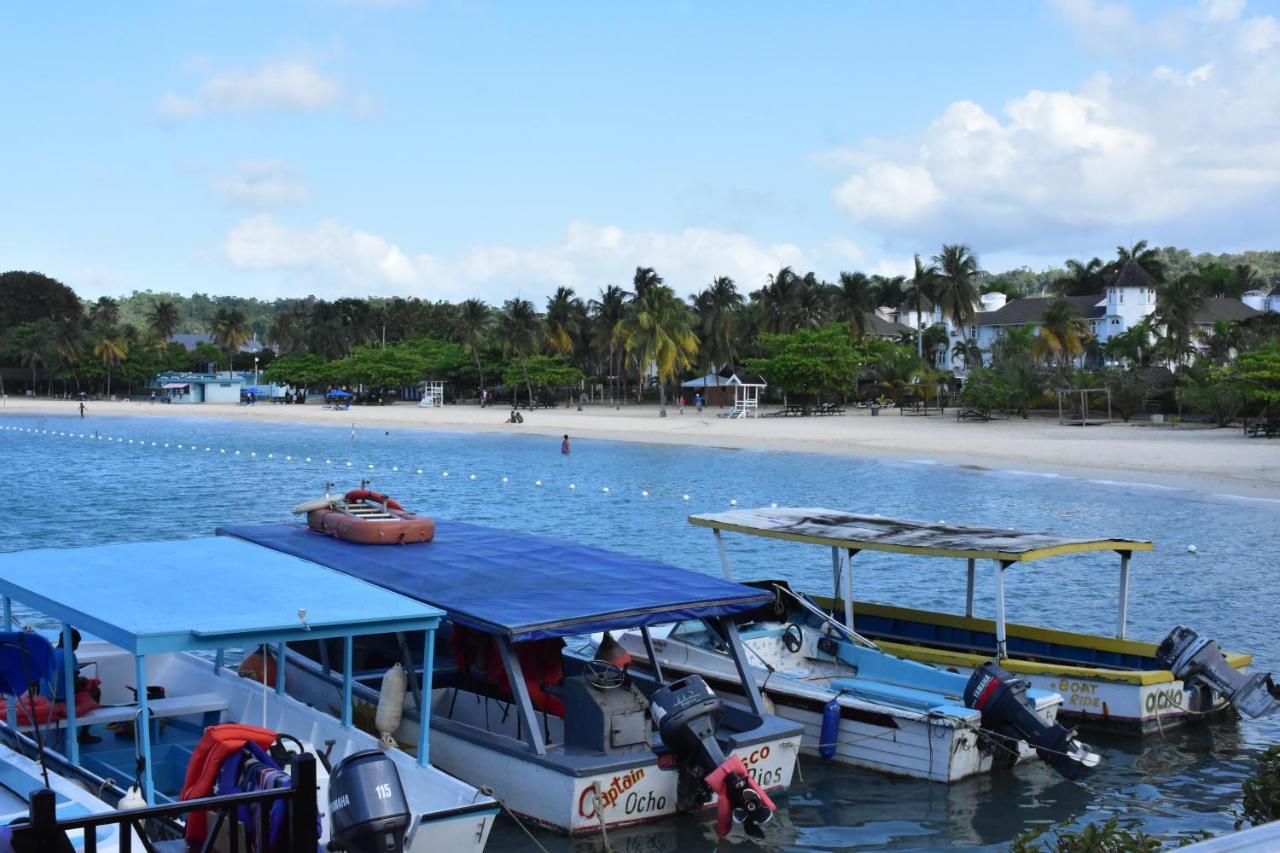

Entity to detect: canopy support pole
[418,629,434,767]
[135,653,155,804]
[965,559,976,618]
[2,596,13,730]
[714,529,732,580]
[843,549,859,631]
[719,619,765,716]
[640,626,665,683]
[1116,551,1132,639]
[61,622,78,766]
[395,632,423,717]
[830,547,841,601]
[993,560,1010,660]
[275,642,286,695]
[341,636,353,728]
[495,638,546,756]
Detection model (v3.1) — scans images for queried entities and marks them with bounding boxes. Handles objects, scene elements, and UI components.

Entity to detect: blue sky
[2,0,1278,303]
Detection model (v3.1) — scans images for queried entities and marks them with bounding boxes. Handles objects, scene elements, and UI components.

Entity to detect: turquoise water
[2,412,1278,850]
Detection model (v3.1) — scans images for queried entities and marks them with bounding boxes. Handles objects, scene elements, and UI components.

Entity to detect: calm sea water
[2,411,1278,851]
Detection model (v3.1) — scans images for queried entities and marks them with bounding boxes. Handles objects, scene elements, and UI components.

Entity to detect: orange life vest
[181,723,278,845]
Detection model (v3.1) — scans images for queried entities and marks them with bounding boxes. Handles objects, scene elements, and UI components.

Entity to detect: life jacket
[0,679,100,725]
[181,724,277,846]
[451,627,566,717]
[215,739,317,853]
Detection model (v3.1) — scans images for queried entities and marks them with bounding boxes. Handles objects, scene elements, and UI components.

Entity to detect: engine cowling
[1157,625,1280,719]
[327,750,410,853]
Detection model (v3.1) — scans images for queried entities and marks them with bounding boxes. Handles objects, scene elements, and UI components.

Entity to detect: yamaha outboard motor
[1157,625,1280,719]
[648,675,774,838]
[327,750,411,853]
[964,661,1100,779]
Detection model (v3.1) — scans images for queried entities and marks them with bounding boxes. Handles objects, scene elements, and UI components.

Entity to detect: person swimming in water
[561,435,570,454]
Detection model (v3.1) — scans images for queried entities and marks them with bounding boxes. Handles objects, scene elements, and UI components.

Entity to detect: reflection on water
[2,413,1278,850]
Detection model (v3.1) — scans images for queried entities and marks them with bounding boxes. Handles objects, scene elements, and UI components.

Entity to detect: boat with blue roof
[221,515,804,839]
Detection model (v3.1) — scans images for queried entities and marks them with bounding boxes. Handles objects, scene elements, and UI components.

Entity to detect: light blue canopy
[0,537,444,654]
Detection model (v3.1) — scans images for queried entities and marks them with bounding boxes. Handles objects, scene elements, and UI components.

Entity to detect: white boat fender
[376,663,407,748]
[292,496,337,514]
[120,785,146,809]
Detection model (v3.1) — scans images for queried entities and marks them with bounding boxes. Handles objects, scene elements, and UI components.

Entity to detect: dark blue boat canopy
[219,522,772,642]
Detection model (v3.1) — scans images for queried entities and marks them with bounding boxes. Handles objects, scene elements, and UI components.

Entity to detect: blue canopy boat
[220,521,804,838]
[0,537,498,852]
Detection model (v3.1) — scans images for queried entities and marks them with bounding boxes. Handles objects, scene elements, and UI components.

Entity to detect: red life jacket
[181,723,278,845]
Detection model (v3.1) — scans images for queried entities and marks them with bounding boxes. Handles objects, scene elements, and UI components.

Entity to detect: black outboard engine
[964,661,1100,779]
[327,750,411,853]
[648,675,773,838]
[1157,625,1280,719]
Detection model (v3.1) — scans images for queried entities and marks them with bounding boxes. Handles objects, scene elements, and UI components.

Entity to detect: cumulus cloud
[213,161,311,209]
[222,216,816,301]
[826,3,1280,250]
[157,58,345,120]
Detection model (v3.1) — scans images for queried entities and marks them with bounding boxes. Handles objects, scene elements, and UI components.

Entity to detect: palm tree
[756,266,802,334]
[93,332,128,396]
[905,255,938,358]
[589,286,629,402]
[1110,240,1163,282]
[1200,319,1241,364]
[268,305,309,356]
[453,298,492,391]
[211,307,252,371]
[497,298,543,405]
[632,267,663,300]
[1054,258,1106,296]
[1104,319,1155,367]
[15,322,52,395]
[951,338,984,371]
[932,244,983,335]
[1032,297,1090,367]
[53,317,85,393]
[692,276,743,373]
[147,299,181,343]
[617,285,699,416]
[1152,274,1208,368]
[545,287,584,357]
[88,296,120,330]
[872,275,907,313]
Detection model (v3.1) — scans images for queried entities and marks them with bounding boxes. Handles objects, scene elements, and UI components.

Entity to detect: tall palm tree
[15,322,52,395]
[147,299,181,343]
[268,306,309,356]
[692,276,743,374]
[544,287,584,357]
[932,244,983,335]
[1152,274,1208,368]
[88,296,120,330]
[497,298,543,405]
[589,286,629,402]
[904,254,938,358]
[1032,297,1090,367]
[93,332,128,396]
[872,275,907,313]
[756,266,802,334]
[53,317,85,393]
[1054,258,1106,296]
[1110,240,1163,283]
[210,307,252,372]
[453,298,492,390]
[951,338,984,371]
[632,267,663,300]
[617,285,699,416]
[833,271,878,337]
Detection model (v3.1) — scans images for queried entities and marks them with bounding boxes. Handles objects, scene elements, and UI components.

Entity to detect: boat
[219,519,805,838]
[0,537,498,851]
[690,507,1279,736]
[294,481,435,545]
[614,578,1100,782]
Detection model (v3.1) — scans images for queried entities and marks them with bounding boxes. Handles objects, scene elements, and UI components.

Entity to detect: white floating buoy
[267,453,273,458]
[235,450,241,455]
[501,476,509,484]
[602,487,610,494]
[220,449,227,454]
[469,474,476,481]
[305,457,311,462]
[164,443,169,448]
[367,464,374,469]
[771,502,778,508]
[1187,544,1198,554]
[128,439,133,444]
[416,468,423,474]
[682,494,690,501]
[392,466,398,471]
[641,490,649,498]
[205,447,211,452]
[325,459,332,464]
[569,483,576,490]
[442,471,449,478]
[535,480,542,487]
[345,461,352,467]
[730,499,738,506]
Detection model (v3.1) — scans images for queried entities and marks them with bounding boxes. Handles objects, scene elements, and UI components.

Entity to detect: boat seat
[20,692,230,731]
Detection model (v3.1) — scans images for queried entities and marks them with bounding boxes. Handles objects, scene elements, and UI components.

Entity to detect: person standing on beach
[561,434,570,454]
[79,401,85,418]
[694,392,703,413]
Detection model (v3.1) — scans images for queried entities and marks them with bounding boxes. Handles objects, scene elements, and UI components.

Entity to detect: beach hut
[681,368,767,414]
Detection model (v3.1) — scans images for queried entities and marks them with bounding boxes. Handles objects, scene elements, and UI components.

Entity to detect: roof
[1107,259,1158,290]
[689,507,1153,562]
[681,369,766,388]
[975,295,1105,327]
[0,537,443,654]
[1193,297,1259,324]
[864,312,914,338]
[218,521,773,642]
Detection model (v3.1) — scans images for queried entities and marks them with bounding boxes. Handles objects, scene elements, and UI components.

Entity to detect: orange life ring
[344,489,404,511]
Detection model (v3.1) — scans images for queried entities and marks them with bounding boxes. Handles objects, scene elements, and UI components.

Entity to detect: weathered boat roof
[219,521,773,642]
[689,507,1154,562]
[0,537,443,654]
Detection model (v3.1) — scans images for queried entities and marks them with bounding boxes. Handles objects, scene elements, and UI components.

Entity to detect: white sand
[6,397,1280,501]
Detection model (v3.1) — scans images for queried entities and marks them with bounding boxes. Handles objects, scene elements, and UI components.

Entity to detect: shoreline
[4,397,1280,502]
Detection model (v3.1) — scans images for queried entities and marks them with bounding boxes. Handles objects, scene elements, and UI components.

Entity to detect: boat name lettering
[623,790,667,816]
[745,746,771,766]
[1055,679,1098,695]
[748,765,783,788]
[577,769,646,819]
[1144,689,1184,713]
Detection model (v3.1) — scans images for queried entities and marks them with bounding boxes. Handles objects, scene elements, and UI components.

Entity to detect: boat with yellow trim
[691,507,1280,736]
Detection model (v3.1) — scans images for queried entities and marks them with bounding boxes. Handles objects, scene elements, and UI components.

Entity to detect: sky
[2,0,1278,305]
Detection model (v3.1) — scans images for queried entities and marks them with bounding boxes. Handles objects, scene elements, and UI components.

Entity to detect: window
[1111,318,1121,326]
[1119,291,1124,304]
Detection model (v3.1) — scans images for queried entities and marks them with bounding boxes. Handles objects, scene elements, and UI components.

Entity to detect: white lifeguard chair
[728,380,765,418]
[417,381,444,408]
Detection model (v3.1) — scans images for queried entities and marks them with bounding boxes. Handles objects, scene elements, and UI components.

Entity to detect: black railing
[13,752,318,853]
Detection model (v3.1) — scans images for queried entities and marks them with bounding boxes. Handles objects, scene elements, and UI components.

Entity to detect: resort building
[153,371,285,403]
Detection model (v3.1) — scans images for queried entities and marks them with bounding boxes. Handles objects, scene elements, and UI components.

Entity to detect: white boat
[690,507,1279,736]
[0,537,498,852]
[221,519,805,839]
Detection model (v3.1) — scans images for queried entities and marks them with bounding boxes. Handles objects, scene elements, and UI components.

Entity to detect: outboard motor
[648,675,775,838]
[964,661,1100,779]
[327,750,411,853]
[1157,625,1280,719]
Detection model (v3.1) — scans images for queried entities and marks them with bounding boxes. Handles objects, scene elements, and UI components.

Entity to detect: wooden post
[27,787,64,851]
[714,529,732,580]
[965,558,976,618]
[289,752,318,850]
[1116,551,1131,639]
[993,560,1009,660]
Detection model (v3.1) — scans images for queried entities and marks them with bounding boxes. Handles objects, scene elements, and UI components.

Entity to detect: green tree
[1033,297,1090,367]
[452,298,493,391]
[617,284,699,415]
[1053,258,1106,296]
[8,320,54,394]
[1235,341,1280,417]
[211,307,252,371]
[692,276,743,373]
[262,353,329,387]
[1152,274,1208,368]
[959,367,1010,416]
[589,285,630,402]
[1109,240,1164,283]
[1105,319,1155,367]
[905,254,938,358]
[1180,365,1244,426]
[503,354,583,403]
[991,324,1046,418]
[746,324,867,404]
[868,341,926,404]
[931,244,982,332]
[0,271,82,336]
[497,298,544,406]
[93,331,129,396]
[833,272,878,337]
[146,299,181,343]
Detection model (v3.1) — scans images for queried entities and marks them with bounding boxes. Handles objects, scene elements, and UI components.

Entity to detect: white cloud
[213,160,311,208]
[222,216,814,301]
[826,4,1280,250]
[158,57,345,120]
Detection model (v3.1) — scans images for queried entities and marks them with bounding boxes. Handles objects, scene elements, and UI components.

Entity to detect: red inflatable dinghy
[294,486,435,545]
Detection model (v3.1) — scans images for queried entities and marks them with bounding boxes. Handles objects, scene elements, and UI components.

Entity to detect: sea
[2,410,1278,851]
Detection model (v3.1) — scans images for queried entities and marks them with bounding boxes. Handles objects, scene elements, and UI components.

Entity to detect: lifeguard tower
[418,381,445,408]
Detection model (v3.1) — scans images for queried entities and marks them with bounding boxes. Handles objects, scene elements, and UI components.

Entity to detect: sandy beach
[5,396,1280,501]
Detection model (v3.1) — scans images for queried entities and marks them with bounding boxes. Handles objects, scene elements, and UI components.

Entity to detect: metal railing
[12,752,318,853]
